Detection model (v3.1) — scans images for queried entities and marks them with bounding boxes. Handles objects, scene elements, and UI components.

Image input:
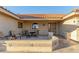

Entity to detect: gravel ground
[53,38,79,53]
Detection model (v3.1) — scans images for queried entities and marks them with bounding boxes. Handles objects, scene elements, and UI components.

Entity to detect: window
[32,23,39,29]
[18,22,23,28]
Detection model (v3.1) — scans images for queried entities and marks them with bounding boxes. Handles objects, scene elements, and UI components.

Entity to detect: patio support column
[48,23,51,32]
[77,27,79,41]
[48,23,53,39]
[55,23,59,35]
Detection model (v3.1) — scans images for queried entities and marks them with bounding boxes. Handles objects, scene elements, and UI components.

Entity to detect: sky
[4,6,79,14]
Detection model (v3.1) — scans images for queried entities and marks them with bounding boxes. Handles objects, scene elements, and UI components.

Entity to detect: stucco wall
[71,30,77,41]
[5,40,52,52]
[59,17,78,41]
[23,21,48,36]
[0,12,19,36]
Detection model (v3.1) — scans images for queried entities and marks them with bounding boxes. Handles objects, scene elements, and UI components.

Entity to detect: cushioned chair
[32,30,39,37]
[0,32,8,40]
[24,30,31,38]
[8,30,17,40]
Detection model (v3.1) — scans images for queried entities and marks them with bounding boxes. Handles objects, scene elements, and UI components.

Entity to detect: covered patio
[0,14,65,40]
[15,14,64,40]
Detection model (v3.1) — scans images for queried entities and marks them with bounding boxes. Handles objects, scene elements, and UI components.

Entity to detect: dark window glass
[32,23,39,29]
[18,22,23,28]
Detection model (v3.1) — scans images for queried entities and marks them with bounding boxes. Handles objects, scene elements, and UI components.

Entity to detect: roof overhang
[18,14,65,21]
[63,9,79,20]
[63,12,76,20]
[0,7,20,20]
[1,7,79,21]
[20,18,63,21]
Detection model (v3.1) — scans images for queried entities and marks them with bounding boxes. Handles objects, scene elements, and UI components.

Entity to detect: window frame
[32,23,39,29]
[18,22,23,28]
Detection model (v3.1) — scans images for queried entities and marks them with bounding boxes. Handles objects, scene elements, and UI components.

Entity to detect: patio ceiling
[17,14,66,21]
[22,20,62,23]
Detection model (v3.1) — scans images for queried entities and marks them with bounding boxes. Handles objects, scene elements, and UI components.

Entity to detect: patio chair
[0,32,8,40]
[16,30,26,39]
[14,30,29,39]
[15,33,22,39]
[33,30,39,37]
[24,30,31,38]
[0,32,4,40]
[8,30,17,40]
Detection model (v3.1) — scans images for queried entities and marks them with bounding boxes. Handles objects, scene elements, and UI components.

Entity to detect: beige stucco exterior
[0,7,79,42]
[23,21,49,36]
[5,40,52,52]
[1,7,79,52]
[58,9,79,41]
[59,16,78,40]
[0,12,19,36]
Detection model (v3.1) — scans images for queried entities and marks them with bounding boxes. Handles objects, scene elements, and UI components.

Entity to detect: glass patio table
[30,32,36,36]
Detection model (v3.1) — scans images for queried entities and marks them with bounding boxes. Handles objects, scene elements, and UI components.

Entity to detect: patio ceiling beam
[20,18,63,21]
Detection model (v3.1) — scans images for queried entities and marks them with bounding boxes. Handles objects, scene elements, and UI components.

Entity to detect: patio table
[30,32,36,36]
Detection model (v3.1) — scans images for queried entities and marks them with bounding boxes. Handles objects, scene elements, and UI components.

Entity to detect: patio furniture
[30,31,36,36]
[12,30,31,39]
[0,32,4,40]
[0,32,8,40]
[14,30,25,39]
[8,31,17,40]
[24,30,31,38]
[34,30,39,36]
[15,33,22,39]
[30,30,39,37]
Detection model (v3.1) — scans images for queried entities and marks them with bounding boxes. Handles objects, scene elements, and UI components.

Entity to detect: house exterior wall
[0,7,19,19]
[0,7,79,41]
[5,40,52,52]
[76,17,79,41]
[59,16,78,41]
[0,11,78,41]
[0,12,19,36]
[23,21,49,36]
